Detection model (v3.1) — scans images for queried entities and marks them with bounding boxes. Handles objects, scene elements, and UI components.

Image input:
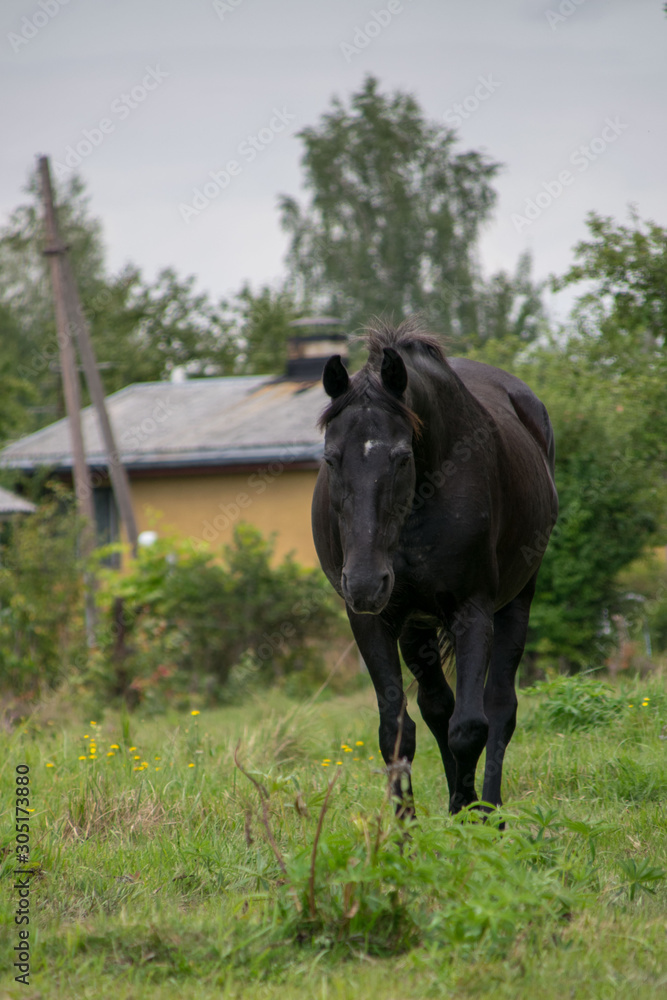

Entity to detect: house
[0,322,347,566]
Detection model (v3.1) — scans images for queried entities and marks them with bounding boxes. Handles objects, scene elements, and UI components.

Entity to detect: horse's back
[449,357,556,475]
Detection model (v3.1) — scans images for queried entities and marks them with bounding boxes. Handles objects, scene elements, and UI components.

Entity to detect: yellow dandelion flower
[141,761,148,766]
[155,767,160,771]
[628,704,634,708]
[107,752,115,757]
[353,757,360,761]
[322,758,331,762]
[355,740,364,746]
[188,763,195,768]
[128,746,137,752]
[83,735,89,739]
[46,763,54,768]
[336,761,343,765]
[369,755,375,760]
[344,747,353,752]
[321,762,330,767]
[191,710,200,716]
[110,744,119,750]
[90,721,97,726]
[78,756,87,760]
[154,756,161,760]
[133,755,141,760]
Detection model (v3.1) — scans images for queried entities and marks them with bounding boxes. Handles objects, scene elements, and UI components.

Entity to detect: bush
[90,523,346,707]
[0,487,85,695]
[523,672,627,732]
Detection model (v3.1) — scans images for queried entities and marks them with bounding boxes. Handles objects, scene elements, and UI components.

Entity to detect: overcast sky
[2,0,666,322]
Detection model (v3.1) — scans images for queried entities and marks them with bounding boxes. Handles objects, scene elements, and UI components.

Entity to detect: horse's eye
[394,452,411,468]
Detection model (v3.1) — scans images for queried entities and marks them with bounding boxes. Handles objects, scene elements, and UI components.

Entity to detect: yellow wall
[128,469,320,566]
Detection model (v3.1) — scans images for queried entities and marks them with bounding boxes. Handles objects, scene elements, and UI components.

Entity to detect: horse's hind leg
[400,625,456,800]
[482,576,537,807]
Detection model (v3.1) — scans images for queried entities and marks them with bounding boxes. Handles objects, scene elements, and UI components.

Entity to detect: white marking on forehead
[363,439,380,456]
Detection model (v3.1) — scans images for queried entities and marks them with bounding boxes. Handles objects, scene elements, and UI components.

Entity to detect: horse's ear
[322,355,349,398]
[381,347,408,397]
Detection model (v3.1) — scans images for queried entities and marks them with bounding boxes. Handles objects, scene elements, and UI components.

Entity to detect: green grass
[1,673,666,999]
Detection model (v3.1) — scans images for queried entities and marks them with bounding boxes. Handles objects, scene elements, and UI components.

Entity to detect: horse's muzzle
[341,568,393,615]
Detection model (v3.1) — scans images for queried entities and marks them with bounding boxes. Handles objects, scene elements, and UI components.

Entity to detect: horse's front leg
[447,597,494,813]
[347,608,416,817]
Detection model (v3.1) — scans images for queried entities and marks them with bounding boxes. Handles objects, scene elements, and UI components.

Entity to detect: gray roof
[0,376,327,473]
[0,486,36,515]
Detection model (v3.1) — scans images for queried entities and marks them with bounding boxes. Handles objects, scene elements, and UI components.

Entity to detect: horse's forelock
[318,318,444,436]
[318,371,422,437]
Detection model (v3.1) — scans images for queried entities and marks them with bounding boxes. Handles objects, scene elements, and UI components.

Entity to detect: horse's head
[320,348,417,615]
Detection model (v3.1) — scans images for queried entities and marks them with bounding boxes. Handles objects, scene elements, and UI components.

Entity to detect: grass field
[1,671,666,999]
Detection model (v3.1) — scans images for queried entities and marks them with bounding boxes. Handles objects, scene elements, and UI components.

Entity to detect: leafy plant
[523,673,627,731]
[616,858,666,901]
[237,775,578,959]
[0,485,85,694]
[90,524,345,707]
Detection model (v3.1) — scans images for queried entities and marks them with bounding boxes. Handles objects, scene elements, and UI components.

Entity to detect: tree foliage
[552,209,667,365]
[0,170,304,447]
[219,283,299,376]
[551,209,667,467]
[519,349,664,667]
[280,75,501,345]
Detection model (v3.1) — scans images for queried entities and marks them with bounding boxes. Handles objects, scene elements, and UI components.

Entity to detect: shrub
[523,672,627,732]
[237,773,577,959]
[0,486,85,695]
[91,524,345,707]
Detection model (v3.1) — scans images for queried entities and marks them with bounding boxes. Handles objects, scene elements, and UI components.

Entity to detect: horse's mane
[318,318,447,435]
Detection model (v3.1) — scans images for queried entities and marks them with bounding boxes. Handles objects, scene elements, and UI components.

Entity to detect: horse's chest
[393,504,491,594]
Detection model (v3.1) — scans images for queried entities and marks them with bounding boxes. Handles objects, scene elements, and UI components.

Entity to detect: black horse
[312,320,558,815]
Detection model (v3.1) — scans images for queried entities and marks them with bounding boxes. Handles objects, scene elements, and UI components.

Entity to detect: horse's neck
[410,366,482,472]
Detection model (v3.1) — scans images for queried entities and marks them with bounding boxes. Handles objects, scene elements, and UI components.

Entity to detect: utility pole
[39,156,97,639]
[38,155,139,557]
[38,157,96,535]
[61,256,139,555]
